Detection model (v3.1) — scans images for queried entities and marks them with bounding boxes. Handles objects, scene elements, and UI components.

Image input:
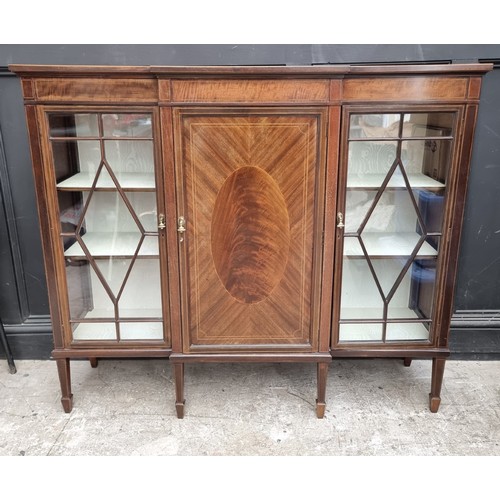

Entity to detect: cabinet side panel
[34,78,158,103]
[439,104,479,347]
[343,77,468,102]
[24,106,62,348]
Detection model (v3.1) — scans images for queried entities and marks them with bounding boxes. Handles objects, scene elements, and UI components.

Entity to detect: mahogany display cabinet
[9,63,492,418]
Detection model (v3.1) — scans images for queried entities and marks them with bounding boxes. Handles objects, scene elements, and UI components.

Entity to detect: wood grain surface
[177,111,321,348]
[343,77,468,102]
[211,166,290,304]
[34,78,158,103]
[171,79,330,103]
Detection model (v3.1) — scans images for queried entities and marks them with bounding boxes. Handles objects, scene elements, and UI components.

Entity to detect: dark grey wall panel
[1,44,500,67]
[455,67,500,311]
[0,169,21,324]
[0,75,49,317]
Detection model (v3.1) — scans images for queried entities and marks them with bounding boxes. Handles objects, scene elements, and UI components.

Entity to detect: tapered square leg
[316,362,329,419]
[173,363,185,419]
[403,357,412,367]
[56,358,73,413]
[429,358,446,413]
[89,357,98,368]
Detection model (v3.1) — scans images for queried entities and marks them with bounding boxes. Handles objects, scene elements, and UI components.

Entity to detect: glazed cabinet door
[173,108,327,352]
[41,109,170,345]
[333,108,461,347]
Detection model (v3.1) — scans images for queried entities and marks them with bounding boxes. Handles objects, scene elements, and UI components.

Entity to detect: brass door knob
[178,216,186,233]
[337,212,345,229]
[158,214,166,230]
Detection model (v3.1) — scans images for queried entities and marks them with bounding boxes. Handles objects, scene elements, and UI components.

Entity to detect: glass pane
[119,323,163,341]
[72,322,117,341]
[345,190,376,233]
[125,193,158,232]
[416,190,445,241]
[347,141,397,182]
[339,323,383,342]
[349,114,400,138]
[402,139,451,184]
[341,237,384,320]
[371,258,410,298]
[104,140,154,175]
[386,323,430,341]
[49,113,98,137]
[62,190,157,237]
[387,263,418,319]
[102,113,152,138]
[403,113,454,138]
[81,190,143,235]
[94,258,132,297]
[59,191,85,239]
[119,259,162,318]
[52,140,101,187]
[362,168,423,235]
[65,253,115,319]
[407,255,438,320]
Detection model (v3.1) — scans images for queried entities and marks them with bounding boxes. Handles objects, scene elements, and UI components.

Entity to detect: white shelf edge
[343,232,438,258]
[57,172,156,190]
[64,232,159,258]
[347,173,445,190]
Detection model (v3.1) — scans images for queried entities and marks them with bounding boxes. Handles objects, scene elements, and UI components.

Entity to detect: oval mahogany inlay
[211,166,290,304]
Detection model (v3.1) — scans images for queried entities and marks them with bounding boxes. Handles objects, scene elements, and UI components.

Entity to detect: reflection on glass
[52,140,101,187]
[102,114,152,138]
[66,256,115,319]
[402,140,451,184]
[339,112,454,343]
[350,114,400,138]
[407,255,438,320]
[347,141,397,182]
[49,114,98,137]
[104,140,154,175]
[402,113,454,138]
[345,190,376,233]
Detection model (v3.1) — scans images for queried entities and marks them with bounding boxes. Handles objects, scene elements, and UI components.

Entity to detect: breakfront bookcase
[10,63,491,418]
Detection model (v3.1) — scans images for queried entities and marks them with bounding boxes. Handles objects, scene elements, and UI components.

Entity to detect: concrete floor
[0,358,498,455]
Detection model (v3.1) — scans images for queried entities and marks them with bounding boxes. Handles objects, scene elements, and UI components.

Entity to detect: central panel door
[174,109,324,351]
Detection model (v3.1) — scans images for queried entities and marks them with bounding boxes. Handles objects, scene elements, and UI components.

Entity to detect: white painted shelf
[57,172,156,190]
[341,307,421,321]
[72,321,163,341]
[347,173,445,190]
[64,233,158,258]
[339,307,430,341]
[343,233,438,258]
[339,322,430,342]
